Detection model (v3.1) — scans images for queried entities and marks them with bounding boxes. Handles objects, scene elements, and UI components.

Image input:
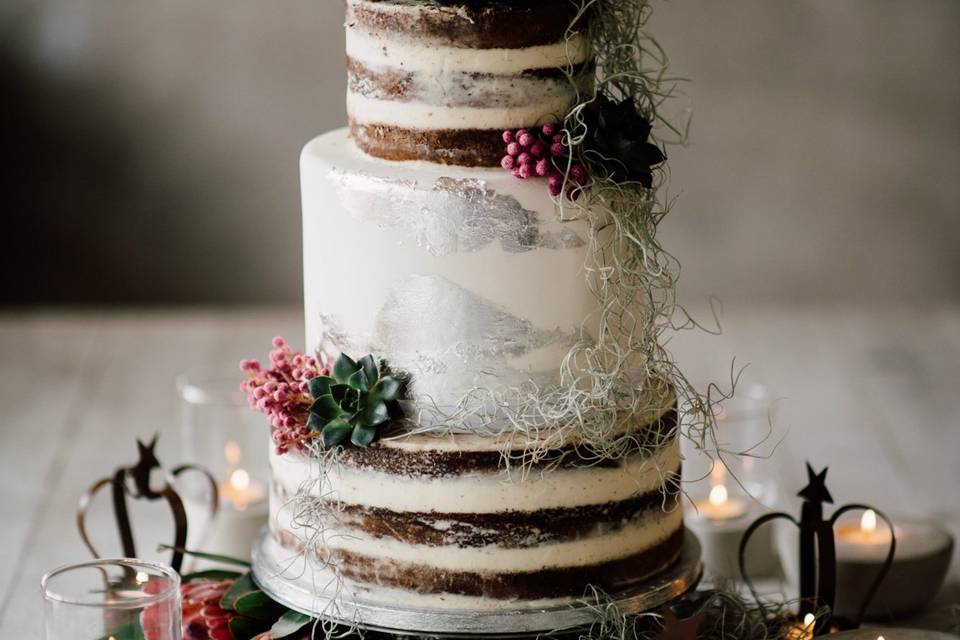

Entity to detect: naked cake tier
[346,0,592,165]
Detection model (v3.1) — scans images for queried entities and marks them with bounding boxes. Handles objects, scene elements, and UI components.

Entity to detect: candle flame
[224,440,242,466]
[230,468,250,491]
[708,483,729,507]
[803,613,815,627]
[228,468,252,511]
[861,509,877,533]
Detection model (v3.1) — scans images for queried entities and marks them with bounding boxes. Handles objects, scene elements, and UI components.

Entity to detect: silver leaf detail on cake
[316,275,577,421]
[330,171,585,256]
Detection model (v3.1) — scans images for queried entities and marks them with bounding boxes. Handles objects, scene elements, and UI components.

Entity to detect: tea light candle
[686,465,778,580]
[832,510,954,619]
[836,509,892,552]
[698,483,749,521]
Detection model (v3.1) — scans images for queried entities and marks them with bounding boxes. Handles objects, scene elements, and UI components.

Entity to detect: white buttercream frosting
[344,13,589,131]
[347,92,575,130]
[270,439,680,514]
[345,30,589,75]
[301,128,596,421]
[274,505,682,573]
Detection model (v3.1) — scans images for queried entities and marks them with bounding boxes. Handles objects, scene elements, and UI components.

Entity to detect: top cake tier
[345,0,592,166]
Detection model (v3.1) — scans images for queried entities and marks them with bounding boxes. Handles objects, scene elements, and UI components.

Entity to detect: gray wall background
[3,1,958,305]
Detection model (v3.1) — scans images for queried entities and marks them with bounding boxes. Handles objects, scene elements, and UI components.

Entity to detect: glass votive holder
[177,366,269,563]
[682,382,779,507]
[41,558,181,640]
[683,382,781,579]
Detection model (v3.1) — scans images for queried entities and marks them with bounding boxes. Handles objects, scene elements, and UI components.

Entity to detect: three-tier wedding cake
[248,0,691,624]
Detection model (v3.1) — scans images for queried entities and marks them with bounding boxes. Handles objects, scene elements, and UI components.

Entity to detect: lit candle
[786,613,817,640]
[835,509,892,550]
[219,468,266,511]
[686,465,777,580]
[184,441,268,564]
[832,509,954,619]
[693,466,749,522]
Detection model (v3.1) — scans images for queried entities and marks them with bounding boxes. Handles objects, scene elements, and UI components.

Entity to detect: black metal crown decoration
[738,463,896,635]
[77,435,219,573]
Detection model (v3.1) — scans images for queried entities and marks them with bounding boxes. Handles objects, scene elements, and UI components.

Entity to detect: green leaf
[306,412,327,430]
[234,591,286,621]
[351,424,378,447]
[374,376,400,402]
[330,383,350,403]
[346,367,370,392]
[309,394,343,420]
[181,568,244,583]
[358,355,379,387]
[362,402,389,427]
[157,545,251,568]
[271,610,315,638]
[97,621,145,640]
[321,418,352,447]
[220,572,258,610]
[386,399,404,420]
[229,615,272,640]
[307,376,335,399]
[338,386,360,414]
[332,353,359,384]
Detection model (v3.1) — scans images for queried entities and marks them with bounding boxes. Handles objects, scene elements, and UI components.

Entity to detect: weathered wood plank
[0,309,301,636]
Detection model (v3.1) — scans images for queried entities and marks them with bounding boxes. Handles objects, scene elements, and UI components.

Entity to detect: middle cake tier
[302,127,610,429]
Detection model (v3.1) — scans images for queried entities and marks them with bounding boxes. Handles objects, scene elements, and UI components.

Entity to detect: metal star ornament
[77,434,219,573]
[797,463,833,505]
[738,462,896,636]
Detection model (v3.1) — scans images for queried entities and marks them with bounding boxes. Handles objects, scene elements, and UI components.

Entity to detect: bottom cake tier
[252,527,701,635]
[260,398,685,614]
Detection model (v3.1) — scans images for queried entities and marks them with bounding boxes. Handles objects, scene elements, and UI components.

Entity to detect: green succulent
[306,353,402,448]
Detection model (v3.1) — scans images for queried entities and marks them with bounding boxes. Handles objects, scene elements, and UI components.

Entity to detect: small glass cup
[683,382,780,507]
[41,558,181,640]
[177,365,269,495]
[177,366,269,564]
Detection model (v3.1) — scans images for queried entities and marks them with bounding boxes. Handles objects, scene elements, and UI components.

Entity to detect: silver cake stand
[252,528,702,637]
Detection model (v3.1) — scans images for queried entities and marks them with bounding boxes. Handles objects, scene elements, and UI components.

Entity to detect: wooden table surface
[1,306,958,636]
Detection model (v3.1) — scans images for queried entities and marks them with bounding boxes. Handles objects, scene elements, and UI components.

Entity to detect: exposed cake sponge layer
[344,0,591,164]
[271,437,680,514]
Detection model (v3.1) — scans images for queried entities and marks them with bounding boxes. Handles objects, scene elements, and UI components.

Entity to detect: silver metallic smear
[316,275,577,418]
[330,171,585,257]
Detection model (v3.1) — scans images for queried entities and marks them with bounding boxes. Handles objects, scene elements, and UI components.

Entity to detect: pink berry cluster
[500,123,588,198]
[240,336,329,454]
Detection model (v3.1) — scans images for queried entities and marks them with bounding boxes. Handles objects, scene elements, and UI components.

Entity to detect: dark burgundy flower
[582,94,665,188]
